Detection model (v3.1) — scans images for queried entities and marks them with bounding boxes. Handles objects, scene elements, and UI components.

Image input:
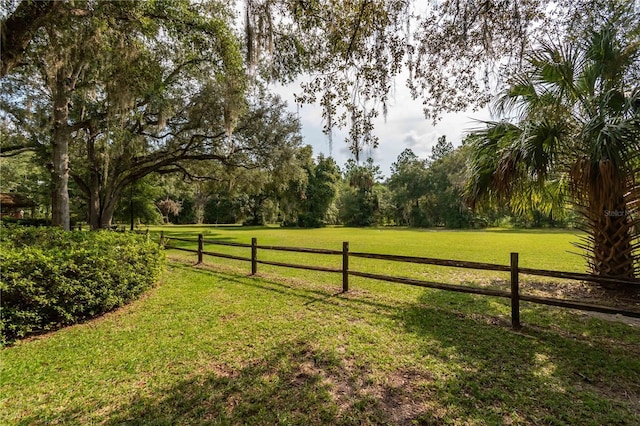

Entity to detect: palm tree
[466,21,640,285]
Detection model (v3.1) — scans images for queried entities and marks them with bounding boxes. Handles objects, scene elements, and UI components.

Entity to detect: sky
[272,78,492,178]
[233,2,494,178]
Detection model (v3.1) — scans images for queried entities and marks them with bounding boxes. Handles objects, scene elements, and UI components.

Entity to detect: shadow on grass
[174,261,640,423]
[102,340,353,425]
[68,340,392,426]
[395,292,640,424]
[16,264,638,425]
[148,271,640,425]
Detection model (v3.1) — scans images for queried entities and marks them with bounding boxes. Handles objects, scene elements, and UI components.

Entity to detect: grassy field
[2,226,639,425]
[151,225,585,270]
[153,225,595,300]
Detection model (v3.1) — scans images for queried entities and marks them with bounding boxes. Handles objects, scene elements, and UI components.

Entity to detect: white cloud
[269,78,491,177]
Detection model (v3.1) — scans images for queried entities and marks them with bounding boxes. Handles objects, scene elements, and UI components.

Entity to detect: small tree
[157,198,182,224]
[339,158,382,226]
[388,149,431,227]
[298,154,340,227]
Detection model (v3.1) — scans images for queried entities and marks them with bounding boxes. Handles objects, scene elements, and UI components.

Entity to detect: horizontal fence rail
[517,267,640,287]
[256,245,343,255]
[256,259,343,274]
[348,270,512,298]
[201,250,252,263]
[350,252,511,272]
[164,236,195,243]
[158,231,640,329]
[202,239,251,248]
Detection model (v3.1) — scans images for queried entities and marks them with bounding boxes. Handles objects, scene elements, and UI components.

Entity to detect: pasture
[2,226,639,425]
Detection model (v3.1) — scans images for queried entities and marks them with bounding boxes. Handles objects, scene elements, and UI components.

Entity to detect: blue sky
[273,79,491,178]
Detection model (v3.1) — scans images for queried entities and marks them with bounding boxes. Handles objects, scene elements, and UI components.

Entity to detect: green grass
[2,226,639,425]
[153,225,590,298]
[152,225,584,270]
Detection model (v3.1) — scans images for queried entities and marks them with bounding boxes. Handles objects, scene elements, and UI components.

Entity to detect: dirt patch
[247,341,438,425]
[578,311,640,327]
[219,313,238,322]
[448,268,640,324]
[316,354,434,425]
[522,279,640,306]
[513,278,640,326]
[377,369,436,425]
[520,279,640,326]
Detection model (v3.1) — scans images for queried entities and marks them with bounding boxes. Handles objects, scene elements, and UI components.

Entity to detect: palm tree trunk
[582,192,636,286]
[590,211,635,281]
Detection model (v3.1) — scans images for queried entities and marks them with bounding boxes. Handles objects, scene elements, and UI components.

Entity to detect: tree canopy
[243,0,611,156]
[2,0,638,235]
[2,0,245,229]
[465,8,640,283]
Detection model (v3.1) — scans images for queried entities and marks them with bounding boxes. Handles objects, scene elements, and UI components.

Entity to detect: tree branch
[70,173,91,197]
[0,0,61,77]
[0,144,38,157]
[345,0,370,61]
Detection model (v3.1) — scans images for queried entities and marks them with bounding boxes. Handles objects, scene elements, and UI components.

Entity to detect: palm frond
[464,121,518,208]
[520,118,569,179]
[467,12,640,280]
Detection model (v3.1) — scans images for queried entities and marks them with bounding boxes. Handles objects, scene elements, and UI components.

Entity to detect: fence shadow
[12,261,640,425]
[393,291,640,423]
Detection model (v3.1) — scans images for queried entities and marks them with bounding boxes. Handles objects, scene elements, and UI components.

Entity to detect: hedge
[0,226,165,345]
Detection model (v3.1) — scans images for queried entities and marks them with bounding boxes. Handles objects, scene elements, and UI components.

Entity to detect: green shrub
[0,226,165,345]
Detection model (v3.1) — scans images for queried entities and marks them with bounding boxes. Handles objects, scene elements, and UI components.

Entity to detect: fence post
[160,231,165,247]
[251,238,258,275]
[197,234,203,264]
[510,252,521,330]
[342,241,349,292]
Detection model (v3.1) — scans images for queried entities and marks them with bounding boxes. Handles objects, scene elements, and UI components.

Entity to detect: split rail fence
[160,232,640,329]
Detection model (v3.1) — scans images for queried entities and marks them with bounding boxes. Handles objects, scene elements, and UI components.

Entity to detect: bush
[0,226,165,346]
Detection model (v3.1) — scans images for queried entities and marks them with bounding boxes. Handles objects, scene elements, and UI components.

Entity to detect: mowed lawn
[154,225,585,270]
[154,226,592,295]
[2,227,639,425]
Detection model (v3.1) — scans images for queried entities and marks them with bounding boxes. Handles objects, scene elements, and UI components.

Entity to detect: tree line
[1,0,638,284]
[4,134,567,230]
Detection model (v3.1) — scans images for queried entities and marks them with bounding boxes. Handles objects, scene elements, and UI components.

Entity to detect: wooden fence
[160,232,640,330]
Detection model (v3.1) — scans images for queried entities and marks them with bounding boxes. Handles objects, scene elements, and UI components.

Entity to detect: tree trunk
[582,188,637,287]
[87,137,102,230]
[99,186,124,229]
[51,70,70,231]
[590,206,636,282]
[193,187,208,225]
[88,176,101,230]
